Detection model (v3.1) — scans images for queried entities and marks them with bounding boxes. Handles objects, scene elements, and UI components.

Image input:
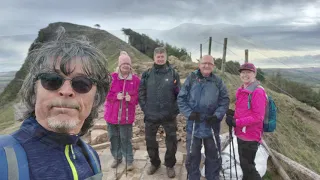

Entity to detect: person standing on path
[226,62,267,180]
[104,51,140,170]
[178,55,230,180]
[139,47,181,178]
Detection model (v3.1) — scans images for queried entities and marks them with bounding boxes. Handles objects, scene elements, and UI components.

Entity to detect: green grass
[0,102,15,133]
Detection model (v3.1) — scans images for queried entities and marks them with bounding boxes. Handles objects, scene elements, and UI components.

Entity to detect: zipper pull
[70,144,76,160]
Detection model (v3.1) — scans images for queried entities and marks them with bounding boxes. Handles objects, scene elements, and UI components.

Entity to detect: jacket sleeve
[177,74,193,119]
[106,77,118,102]
[236,89,267,127]
[138,71,147,111]
[174,71,181,97]
[128,76,141,105]
[214,78,230,121]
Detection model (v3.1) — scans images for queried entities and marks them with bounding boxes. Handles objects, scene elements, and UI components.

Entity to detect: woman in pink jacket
[104,51,140,170]
[226,62,267,180]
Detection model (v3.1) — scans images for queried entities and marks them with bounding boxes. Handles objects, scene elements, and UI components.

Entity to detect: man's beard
[47,116,80,133]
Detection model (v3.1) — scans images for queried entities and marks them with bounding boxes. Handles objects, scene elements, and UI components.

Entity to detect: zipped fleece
[12,117,101,180]
[104,72,140,124]
[234,81,267,143]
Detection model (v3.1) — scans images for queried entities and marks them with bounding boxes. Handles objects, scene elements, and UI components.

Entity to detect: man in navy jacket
[178,55,230,180]
[0,26,110,180]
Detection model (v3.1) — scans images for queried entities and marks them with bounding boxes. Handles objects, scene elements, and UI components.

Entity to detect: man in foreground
[0,27,110,180]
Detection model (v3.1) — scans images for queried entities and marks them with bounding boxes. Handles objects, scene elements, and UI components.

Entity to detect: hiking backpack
[0,134,102,180]
[248,85,277,132]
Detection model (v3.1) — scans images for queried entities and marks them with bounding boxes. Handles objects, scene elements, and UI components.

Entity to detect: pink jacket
[104,72,140,124]
[234,81,267,143]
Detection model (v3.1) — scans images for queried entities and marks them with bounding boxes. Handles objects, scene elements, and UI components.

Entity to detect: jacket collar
[195,69,215,82]
[19,117,80,145]
[241,81,260,93]
[118,71,132,80]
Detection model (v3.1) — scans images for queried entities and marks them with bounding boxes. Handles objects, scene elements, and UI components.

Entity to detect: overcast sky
[1,0,320,72]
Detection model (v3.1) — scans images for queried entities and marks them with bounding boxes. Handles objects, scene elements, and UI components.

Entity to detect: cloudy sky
[1,0,320,72]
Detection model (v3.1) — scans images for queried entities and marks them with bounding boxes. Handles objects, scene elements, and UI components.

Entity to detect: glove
[226,109,235,116]
[125,94,131,102]
[226,115,236,127]
[117,92,124,100]
[206,115,218,125]
[189,112,201,122]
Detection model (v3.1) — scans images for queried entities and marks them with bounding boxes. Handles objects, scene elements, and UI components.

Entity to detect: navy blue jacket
[12,117,100,180]
[177,70,230,138]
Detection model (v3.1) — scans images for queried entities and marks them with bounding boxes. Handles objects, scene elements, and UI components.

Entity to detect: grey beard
[47,117,80,133]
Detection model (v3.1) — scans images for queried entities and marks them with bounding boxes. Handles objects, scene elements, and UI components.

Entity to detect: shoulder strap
[248,85,265,109]
[187,71,197,91]
[79,139,101,174]
[0,135,30,180]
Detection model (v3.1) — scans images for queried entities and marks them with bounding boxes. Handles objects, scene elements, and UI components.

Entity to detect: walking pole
[125,92,129,177]
[116,95,122,179]
[230,127,238,179]
[116,79,127,179]
[186,120,196,180]
[229,126,232,180]
[212,130,226,180]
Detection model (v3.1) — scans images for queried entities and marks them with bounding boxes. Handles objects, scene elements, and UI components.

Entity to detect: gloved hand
[206,115,219,125]
[189,112,201,122]
[226,109,235,116]
[226,115,236,127]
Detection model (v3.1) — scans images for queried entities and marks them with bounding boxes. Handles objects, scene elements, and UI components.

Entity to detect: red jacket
[234,81,267,143]
[104,72,140,124]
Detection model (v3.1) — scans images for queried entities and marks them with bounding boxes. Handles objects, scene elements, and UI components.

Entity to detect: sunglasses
[35,73,96,94]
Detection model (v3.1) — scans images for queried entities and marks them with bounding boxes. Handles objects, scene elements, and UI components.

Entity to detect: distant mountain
[263,67,320,88]
[110,23,320,67]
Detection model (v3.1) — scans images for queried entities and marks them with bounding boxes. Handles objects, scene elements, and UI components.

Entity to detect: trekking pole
[212,130,226,180]
[116,79,127,179]
[186,120,196,180]
[116,95,122,179]
[230,127,238,179]
[229,126,232,180]
[125,92,129,177]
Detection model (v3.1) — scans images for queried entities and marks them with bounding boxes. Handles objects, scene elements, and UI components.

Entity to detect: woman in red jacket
[226,62,267,180]
[104,51,140,170]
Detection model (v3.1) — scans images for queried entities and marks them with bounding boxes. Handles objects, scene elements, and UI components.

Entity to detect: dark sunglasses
[35,73,96,94]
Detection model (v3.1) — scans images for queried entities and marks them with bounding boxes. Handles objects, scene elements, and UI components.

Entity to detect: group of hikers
[0,27,268,180]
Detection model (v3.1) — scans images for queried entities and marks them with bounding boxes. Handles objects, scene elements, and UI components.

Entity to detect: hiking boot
[126,163,134,171]
[111,159,122,168]
[166,167,176,178]
[147,164,160,175]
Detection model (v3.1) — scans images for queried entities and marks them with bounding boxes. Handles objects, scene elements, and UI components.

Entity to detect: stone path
[97,147,192,180]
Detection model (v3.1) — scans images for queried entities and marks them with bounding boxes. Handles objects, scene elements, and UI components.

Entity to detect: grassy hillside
[0,71,16,94]
[0,22,152,107]
[263,68,320,90]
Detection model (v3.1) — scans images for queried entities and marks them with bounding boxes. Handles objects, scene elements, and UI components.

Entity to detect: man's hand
[226,109,235,116]
[206,115,218,125]
[117,92,124,100]
[125,94,131,102]
[226,115,236,127]
[189,112,201,122]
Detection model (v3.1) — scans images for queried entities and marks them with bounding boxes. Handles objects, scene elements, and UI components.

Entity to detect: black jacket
[139,64,181,122]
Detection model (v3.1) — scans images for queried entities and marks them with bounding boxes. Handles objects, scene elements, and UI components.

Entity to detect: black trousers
[145,118,177,168]
[237,138,262,180]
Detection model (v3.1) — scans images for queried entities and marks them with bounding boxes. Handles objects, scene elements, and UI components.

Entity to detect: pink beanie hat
[118,51,132,67]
